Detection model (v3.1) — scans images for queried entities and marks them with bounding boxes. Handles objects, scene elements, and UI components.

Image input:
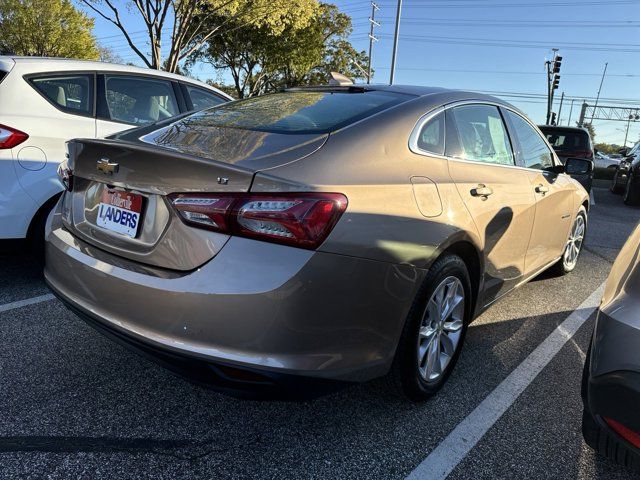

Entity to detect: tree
[98,45,123,63]
[0,0,99,59]
[79,0,317,73]
[196,3,368,98]
[580,122,596,141]
[594,143,621,155]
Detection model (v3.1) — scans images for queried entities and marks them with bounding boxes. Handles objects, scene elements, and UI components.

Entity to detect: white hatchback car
[0,56,231,247]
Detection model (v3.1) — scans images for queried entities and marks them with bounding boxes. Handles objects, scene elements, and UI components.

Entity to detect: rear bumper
[48,285,348,400]
[584,309,640,433]
[44,207,423,394]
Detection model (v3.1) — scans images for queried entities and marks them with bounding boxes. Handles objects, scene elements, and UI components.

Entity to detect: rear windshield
[188,90,415,134]
[539,127,590,151]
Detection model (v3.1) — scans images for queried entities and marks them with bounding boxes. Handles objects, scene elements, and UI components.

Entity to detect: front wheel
[388,254,471,401]
[551,206,587,276]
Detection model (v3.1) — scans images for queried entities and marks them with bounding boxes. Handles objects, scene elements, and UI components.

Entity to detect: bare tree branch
[78,0,152,68]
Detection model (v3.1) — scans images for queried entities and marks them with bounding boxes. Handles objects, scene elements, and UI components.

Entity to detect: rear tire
[623,172,640,206]
[582,409,640,472]
[387,254,472,401]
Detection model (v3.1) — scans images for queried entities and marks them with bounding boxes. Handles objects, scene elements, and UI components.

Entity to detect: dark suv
[539,125,594,192]
[611,141,640,205]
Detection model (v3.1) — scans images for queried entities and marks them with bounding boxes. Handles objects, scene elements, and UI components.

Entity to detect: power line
[355,18,640,28]
[373,33,640,52]
[366,66,640,77]
[342,0,640,11]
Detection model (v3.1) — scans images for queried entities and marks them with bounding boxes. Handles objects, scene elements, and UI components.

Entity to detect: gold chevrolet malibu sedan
[45,86,592,400]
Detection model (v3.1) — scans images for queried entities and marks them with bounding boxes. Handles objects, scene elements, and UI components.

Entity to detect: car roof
[288,84,515,109]
[538,125,589,133]
[0,56,232,99]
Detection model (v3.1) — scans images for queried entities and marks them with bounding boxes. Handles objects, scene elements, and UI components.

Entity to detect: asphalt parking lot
[1,185,640,480]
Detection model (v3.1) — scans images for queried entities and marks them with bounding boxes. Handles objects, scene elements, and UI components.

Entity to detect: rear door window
[104,75,179,125]
[540,128,590,153]
[184,84,226,111]
[30,74,94,116]
[446,104,514,166]
[0,71,7,84]
[506,111,554,170]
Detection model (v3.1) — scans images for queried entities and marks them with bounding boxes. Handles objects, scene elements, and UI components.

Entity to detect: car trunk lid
[64,131,326,271]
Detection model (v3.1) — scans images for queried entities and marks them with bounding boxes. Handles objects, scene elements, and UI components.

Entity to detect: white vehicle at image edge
[0,56,232,246]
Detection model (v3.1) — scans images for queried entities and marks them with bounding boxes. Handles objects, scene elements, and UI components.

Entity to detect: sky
[86,0,640,146]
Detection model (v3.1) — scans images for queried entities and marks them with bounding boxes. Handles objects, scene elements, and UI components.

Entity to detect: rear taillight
[604,417,640,449]
[0,124,28,149]
[169,192,347,249]
[56,162,73,191]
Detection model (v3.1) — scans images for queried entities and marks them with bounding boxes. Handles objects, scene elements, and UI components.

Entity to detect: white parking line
[0,294,56,314]
[406,281,606,480]
[590,189,596,206]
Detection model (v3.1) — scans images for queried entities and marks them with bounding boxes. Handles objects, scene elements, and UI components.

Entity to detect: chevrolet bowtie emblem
[97,158,119,175]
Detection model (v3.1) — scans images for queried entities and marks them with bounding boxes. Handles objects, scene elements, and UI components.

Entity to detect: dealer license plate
[96,189,143,238]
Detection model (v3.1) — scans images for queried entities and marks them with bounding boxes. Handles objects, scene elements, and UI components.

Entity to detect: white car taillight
[169,192,348,249]
[56,162,73,191]
[0,124,28,149]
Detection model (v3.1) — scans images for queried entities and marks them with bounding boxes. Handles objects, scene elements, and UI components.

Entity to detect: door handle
[470,184,493,197]
[535,184,549,194]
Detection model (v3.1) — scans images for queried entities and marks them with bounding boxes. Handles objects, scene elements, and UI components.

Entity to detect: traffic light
[550,112,557,125]
[552,75,561,90]
[553,56,562,73]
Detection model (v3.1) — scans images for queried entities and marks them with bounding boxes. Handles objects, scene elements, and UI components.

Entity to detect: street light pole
[546,60,552,124]
[567,99,575,126]
[389,0,402,85]
[590,62,608,125]
[557,92,565,125]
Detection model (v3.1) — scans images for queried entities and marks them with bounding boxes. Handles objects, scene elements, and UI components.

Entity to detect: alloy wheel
[417,276,465,383]
[563,214,585,270]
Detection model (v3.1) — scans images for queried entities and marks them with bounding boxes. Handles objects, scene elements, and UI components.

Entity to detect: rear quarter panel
[252,96,482,271]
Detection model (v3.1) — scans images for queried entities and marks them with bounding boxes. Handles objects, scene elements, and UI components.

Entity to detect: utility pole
[578,101,588,127]
[557,92,565,125]
[545,49,562,124]
[367,2,380,84]
[389,0,402,85]
[567,99,575,126]
[590,62,608,125]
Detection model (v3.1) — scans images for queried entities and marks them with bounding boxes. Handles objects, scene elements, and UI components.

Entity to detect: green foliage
[0,0,99,59]
[80,0,317,73]
[194,2,368,98]
[594,143,622,155]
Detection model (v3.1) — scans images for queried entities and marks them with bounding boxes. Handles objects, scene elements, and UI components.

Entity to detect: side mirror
[565,157,593,175]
